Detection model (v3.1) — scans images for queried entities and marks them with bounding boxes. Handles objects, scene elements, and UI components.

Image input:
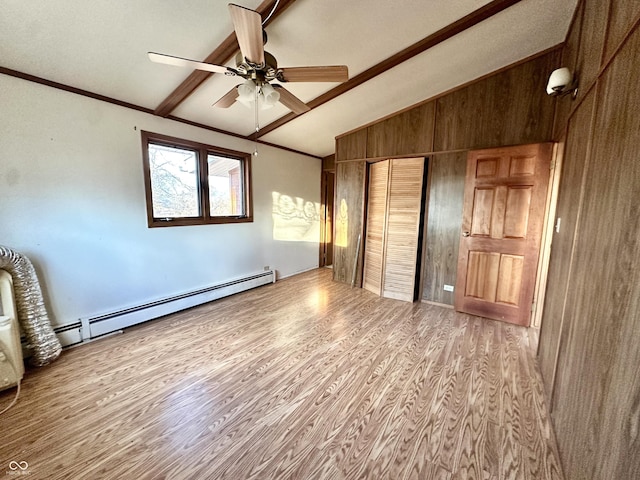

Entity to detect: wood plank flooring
[0,269,563,479]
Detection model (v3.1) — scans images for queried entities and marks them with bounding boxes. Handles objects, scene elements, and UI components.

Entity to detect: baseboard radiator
[45,269,276,349]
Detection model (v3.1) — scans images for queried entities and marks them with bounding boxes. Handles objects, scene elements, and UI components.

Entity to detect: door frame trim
[531,140,564,329]
[319,170,335,268]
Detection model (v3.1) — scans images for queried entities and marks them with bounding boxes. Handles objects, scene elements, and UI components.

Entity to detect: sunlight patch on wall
[335,199,349,247]
[272,192,320,242]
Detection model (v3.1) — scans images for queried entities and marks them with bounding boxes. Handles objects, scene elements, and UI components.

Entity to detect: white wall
[0,75,321,326]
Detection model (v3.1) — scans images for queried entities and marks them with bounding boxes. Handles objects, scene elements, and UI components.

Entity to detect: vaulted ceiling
[0,0,577,157]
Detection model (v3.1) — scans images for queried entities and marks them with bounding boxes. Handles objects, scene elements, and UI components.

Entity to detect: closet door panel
[382,158,425,301]
[363,161,390,294]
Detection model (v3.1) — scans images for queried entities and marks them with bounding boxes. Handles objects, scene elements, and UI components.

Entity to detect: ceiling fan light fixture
[237,79,257,108]
[260,82,280,109]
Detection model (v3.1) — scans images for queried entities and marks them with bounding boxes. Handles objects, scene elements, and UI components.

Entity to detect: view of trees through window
[142,131,252,227]
[149,143,200,218]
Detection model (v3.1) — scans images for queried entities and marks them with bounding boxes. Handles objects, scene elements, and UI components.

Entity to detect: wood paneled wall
[537,90,595,399]
[335,129,367,161]
[322,154,335,172]
[367,102,436,158]
[334,50,560,302]
[538,1,640,478]
[423,152,466,305]
[433,56,557,152]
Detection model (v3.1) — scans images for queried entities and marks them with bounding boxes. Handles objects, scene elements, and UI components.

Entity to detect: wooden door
[362,161,389,295]
[382,158,424,301]
[455,143,552,326]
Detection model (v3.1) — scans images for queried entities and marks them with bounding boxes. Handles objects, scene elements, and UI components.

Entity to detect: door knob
[462,231,470,237]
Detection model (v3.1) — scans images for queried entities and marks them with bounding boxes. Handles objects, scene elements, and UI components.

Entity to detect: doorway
[319,170,335,268]
[362,157,428,302]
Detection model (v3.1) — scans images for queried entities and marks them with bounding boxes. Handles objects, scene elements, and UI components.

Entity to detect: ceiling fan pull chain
[254,83,260,156]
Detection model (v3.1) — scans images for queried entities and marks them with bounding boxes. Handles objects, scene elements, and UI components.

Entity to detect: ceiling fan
[148,3,349,115]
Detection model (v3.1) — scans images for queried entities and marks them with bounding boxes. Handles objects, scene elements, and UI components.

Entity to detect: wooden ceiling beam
[254,0,523,139]
[154,0,298,117]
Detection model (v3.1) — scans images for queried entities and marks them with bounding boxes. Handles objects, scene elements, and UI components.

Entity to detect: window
[141,131,252,227]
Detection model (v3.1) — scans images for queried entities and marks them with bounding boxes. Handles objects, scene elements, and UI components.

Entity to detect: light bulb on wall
[546,67,578,98]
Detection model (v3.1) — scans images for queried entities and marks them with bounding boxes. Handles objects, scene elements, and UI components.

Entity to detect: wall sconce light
[546,67,578,99]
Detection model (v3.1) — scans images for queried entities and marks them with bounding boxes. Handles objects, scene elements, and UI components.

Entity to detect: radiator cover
[50,269,276,348]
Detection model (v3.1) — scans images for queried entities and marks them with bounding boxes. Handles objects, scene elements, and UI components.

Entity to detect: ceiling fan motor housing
[235,51,278,82]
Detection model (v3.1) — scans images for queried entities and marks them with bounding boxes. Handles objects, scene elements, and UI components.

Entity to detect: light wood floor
[0,269,563,480]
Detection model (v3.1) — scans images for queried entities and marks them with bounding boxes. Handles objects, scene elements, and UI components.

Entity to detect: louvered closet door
[382,158,425,301]
[363,160,390,295]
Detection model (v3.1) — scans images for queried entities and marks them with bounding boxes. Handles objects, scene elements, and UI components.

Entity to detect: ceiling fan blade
[278,66,349,83]
[148,52,233,75]
[272,85,310,115]
[228,4,265,66]
[213,86,240,108]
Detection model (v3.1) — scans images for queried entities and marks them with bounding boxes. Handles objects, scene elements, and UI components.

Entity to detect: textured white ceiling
[0,0,577,157]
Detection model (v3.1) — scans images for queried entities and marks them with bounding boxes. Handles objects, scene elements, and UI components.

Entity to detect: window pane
[148,143,200,218]
[208,154,244,216]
